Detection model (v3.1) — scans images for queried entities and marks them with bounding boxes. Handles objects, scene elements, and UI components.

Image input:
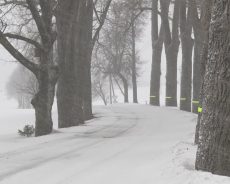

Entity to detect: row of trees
[92,0,230,177]
[5,0,149,108]
[0,0,112,136]
[2,0,230,178]
[150,0,202,113]
[149,0,230,177]
[1,0,149,136]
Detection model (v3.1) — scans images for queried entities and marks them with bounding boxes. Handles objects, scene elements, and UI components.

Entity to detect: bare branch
[0,0,27,7]
[0,31,39,73]
[92,0,112,47]
[26,0,49,43]
[4,33,43,51]
[93,2,101,23]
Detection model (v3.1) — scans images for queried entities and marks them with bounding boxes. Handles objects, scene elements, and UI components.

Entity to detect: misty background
[0,19,183,108]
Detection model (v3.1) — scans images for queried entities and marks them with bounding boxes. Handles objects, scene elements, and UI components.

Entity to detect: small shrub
[18,125,35,137]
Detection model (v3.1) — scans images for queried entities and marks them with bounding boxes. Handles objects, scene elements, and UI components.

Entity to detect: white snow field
[1,104,230,184]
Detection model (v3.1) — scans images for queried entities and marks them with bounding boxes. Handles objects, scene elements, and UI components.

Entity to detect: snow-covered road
[1,104,230,184]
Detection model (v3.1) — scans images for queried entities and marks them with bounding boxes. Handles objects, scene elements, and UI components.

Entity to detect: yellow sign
[198,107,202,113]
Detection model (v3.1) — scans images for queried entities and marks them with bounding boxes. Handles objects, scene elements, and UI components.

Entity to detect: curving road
[0,104,196,184]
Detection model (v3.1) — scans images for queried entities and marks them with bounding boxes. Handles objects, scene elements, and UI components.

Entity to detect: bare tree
[92,72,109,106]
[194,0,213,144]
[95,37,131,103]
[92,45,118,105]
[82,0,112,119]
[94,0,145,103]
[122,0,149,104]
[0,0,58,136]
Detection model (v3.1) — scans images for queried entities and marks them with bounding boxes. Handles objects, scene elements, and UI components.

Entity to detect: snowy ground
[0,104,230,184]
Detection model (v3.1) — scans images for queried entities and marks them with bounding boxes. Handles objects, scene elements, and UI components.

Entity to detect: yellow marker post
[198,107,202,113]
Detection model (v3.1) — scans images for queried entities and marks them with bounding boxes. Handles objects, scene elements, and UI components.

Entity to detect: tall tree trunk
[150,0,163,106]
[82,0,111,119]
[32,73,56,136]
[161,0,180,107]
[56,0,84,128]
[189,0,204,114]
[194,0,212,144]
[32,53,58,136]
[131,20,138,103]
[179,1,194,112]
[82,0,93,120]
[83,53,93,120]
[192,35,202,113]
[56,68,84,128]
[195,0,230,176]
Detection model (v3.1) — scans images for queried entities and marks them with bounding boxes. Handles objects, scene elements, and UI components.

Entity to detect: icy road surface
[1,104,230,184]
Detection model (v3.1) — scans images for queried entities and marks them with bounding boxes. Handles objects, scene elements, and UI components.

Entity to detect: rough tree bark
[194,0,212,144]
[195,0,230,176]
[27,1,59,136]
[161,0,180,107]
[179,0,194,112]
[150,0,164,106]
[56,0,84,128]
[32,52,58,136]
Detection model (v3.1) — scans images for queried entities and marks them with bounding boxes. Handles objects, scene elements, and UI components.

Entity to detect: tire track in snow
[56,114,140,184]
[0,107,140,183]
[0,116,121,159]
